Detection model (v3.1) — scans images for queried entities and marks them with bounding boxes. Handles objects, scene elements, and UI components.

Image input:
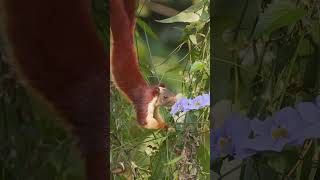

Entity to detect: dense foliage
[212,0,320,179]
[110,0,210,179]
[0,1,107,179]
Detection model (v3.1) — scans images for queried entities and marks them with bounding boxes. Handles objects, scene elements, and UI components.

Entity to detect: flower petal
[316,96,320,108]
[250,117,273,136]
[234,148,257,159]
[242,135,284,152]
[293,122,320,141]
[272,107,302,132]
[296,102,320,124]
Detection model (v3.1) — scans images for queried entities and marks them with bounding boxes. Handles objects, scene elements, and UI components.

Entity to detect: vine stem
[218,163,244,180]
[276,34,304,110]
[308,140,319,180]
[231,0,249,107]
[284,140,313,180]
[144,30,160,84]
[213,56,267,80]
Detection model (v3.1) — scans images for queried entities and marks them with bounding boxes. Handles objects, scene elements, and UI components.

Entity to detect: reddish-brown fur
[110,0,166,127]
[1,0,108,179]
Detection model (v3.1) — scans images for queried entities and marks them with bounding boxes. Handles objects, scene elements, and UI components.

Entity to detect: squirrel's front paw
[161,124,176,133]
[142,117,168,129]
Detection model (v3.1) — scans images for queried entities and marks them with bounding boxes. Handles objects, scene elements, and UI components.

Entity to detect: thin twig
[284,140,313,179]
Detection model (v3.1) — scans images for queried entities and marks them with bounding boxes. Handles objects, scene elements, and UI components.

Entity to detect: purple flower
[296,102,320,124]
[211,127,233,160]
[170,97,189,115]
[189,94,210,109]
[211,95,320,162]
[316,95,320,107]
[243,107,305,152]
[211,113,255,160]
[291,102,320,142]
[170,93,210,115]
[201,93,210,106]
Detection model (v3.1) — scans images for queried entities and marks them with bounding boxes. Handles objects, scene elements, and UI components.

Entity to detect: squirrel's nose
[172,96,177,103]
[166,96,176,107]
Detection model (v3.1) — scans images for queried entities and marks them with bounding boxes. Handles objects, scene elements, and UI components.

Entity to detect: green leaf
[267,155,287,174]
[189,34,198,44]
[254,0,306,37]
[197,132,210,176]
[190,61,206,73]
[150,143,170,179]
[156,2,205,23]
[136,18,158,40]
[164,155,183,166]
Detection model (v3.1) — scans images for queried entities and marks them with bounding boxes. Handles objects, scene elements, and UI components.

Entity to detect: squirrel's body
[0,0,108,179]
[0,0,176,179]
[110,0,176,129]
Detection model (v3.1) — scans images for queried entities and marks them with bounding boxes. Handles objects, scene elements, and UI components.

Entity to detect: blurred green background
[0,0,210,179]
[0,1,107,179]
[212,0,320,179]
[110,0,210,179]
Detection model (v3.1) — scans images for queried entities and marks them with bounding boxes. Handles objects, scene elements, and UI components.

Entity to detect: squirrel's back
[110,0,149,102]
[0,0,108,179]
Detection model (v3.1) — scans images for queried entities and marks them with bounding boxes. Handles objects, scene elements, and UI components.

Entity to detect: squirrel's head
[152,83,177,107]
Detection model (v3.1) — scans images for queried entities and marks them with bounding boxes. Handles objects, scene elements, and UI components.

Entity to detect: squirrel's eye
[164,96,168,99]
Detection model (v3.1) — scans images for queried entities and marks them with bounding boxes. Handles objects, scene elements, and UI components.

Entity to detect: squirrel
[0,0,108,180]
[110,0,177,129]
[0,0,176,179]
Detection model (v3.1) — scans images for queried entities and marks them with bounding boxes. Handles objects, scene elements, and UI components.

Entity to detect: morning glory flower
[189,94,210,109]
[316,95,320,107]
[295,102,320,124]
[243,107,305,152]
[170,97,190,114]
[291,102,320,142]
[201,93,210,106]
[211,126,233,160]
[170,93,210,115]
[211,113,255,160]
[211,96,320,163]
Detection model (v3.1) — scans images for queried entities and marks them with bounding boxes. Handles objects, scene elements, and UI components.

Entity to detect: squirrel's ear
[152,87,160,96]
[159,83,166,88]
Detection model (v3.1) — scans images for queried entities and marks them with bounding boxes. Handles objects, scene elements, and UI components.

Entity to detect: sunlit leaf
[156,2,205,23]
[190,61,206,73]
[189,34,198,44]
